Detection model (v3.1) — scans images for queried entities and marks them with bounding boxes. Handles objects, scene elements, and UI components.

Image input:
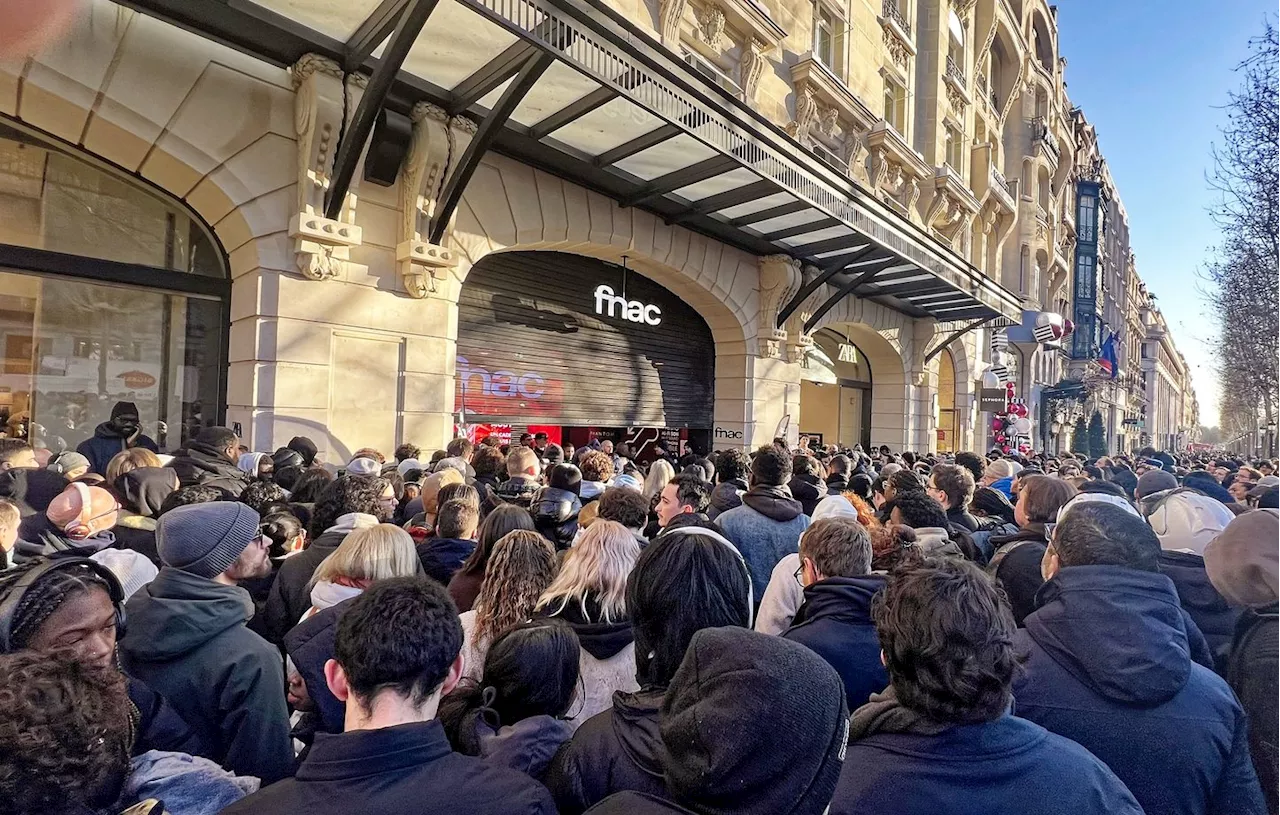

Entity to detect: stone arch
[1030,9,1055,74]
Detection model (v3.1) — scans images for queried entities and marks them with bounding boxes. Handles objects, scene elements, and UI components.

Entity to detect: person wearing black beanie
[288,436,320,468]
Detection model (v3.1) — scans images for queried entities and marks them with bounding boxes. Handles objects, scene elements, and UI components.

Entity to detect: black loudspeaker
[362,108,413,187]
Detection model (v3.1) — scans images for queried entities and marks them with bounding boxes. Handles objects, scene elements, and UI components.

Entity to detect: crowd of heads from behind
[0,414,1275,815]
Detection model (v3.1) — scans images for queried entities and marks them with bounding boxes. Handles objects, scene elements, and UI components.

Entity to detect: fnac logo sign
[455,356,562,417]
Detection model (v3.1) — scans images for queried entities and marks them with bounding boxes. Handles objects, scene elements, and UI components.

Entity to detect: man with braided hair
[0,556,209,760]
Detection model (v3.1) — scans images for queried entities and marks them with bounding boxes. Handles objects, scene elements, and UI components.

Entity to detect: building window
[883,77,906,133]
[1077,192,1097,242]
[1074,255,1096,299]
[944,124,964,171]
[814,4,844,76]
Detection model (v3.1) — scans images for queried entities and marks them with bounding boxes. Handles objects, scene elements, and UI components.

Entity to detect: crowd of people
[0,405,1275,815]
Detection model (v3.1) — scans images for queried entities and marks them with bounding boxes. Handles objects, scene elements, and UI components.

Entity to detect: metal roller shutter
[456,252,715,428]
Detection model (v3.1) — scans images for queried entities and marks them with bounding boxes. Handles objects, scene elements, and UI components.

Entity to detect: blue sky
[1054,0,1274,427]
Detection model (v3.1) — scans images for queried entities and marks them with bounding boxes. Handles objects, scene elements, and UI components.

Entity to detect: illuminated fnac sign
[594,284,662,326]
[456,356,563,417]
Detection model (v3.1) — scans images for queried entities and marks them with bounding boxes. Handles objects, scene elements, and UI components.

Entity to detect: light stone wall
[0,0,976,458]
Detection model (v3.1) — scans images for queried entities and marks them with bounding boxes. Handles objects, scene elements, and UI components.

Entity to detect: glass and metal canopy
[120,0,1023,326]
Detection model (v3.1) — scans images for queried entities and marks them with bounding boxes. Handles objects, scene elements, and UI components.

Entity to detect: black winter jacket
[706,480,745,520]
[418,537,478,585]
[168,443,250,498]
[284,598,355,745]
[787,474,828,517]
[1227,606,1278,815]
[1160,550,1243,674]
[76,422,159,476]
[221,720,555,815]
[265,527,350,643]
[128,675,212,759]
[120,567,294,784]
[782,575,888,710]
[544,688,667,814]
[987,525,1050,626]
[532,486,582,550]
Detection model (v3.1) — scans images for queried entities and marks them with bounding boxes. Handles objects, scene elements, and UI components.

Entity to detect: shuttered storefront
[456,252,714,429]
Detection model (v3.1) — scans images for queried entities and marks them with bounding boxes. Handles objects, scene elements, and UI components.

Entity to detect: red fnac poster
[454,356,564,418]
[526,425,562,445]
[456,423,512,445]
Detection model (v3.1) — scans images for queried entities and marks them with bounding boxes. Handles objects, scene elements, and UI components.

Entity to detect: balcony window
[814,5,844,75]
[1077,193,1097,242]
[945,124,963,171]
[883,77,906,134]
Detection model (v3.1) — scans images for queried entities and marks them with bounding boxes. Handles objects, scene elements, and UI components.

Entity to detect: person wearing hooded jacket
[532,463,584,550]
[75,400,160,477]
[1205,509,1279,815]
[717,446,810,599]
[706,449,748,520]
[120,502,294,785]
[782,517,887,709]
[2,466,69,544]
[1143,487,1242,673]
[829,558,1142,815]
[534,520,641,728]
[544,525,753,814]
[1013,501,1266,815]
[786,454,828,517]
[585,626,849,815]
[112,467,179,565]
[14,482,121,564]
[168,426,250,499]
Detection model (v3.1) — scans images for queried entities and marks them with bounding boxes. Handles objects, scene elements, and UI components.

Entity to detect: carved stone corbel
[288,54,363,280]
[787,85,820,144]
[907,319,937,387]
[756,255,802,359]
[783,281,826,364]
[739,38,768,103]
[397,102,459,299]
[660,0,689,45]
[844,131,870,184]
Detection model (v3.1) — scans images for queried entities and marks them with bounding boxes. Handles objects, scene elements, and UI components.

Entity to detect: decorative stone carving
[397,101,459,299]
[782,277,827,364]
[844,132,870,184]
[757,255,803,359]
[739,38,767,102]
[787,85,820,143]
[944,81,966,112]
[288,54,362,281]
[883,27,910,71]
[696,3,727,49]
[660,0,689,44]
[817,104,840,139]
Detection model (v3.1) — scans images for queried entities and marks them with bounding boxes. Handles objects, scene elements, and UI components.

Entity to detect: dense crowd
[0,400,1275,815]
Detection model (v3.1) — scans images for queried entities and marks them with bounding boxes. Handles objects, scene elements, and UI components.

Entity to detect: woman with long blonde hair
[460,530,558,681]
[642,459,675,504]
[535,519,641,726]
[301,523,420,621]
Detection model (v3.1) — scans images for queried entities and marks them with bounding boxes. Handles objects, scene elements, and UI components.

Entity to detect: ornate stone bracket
[289,54,366,280]
[925,166,982,245]
[659,0,688,45]
[867,123,929,220]
[756,255,802,359]
[739,38,768,102]
[782,281,828,364]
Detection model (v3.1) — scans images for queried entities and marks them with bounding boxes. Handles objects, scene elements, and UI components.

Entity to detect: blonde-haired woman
[105,447,163,485]
[642,459,675,538]
[301,523,421,621]
[535,519,641,726]
[460,529,558,682]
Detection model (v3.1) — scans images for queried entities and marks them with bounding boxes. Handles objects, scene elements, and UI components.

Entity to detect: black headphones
[0,557,127,651]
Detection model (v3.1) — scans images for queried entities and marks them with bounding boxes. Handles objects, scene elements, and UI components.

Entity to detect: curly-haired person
[827,558,1142,815]
[0,652,256,815]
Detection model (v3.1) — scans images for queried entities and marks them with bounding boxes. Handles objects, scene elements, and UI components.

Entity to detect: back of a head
[1204,509,1279,609]
[828,454,852,477]
[847,473,873,501]
[954,451,986,483]
[1054,502,1160,572]
[800,517,872,578]
[579,450,615,483]
[660,627,848,815]
[598,486,650,530]
[538,519,639,623]
[547,463,583,495]
[335,577,463,712]
[1076,479,1127,499]
[1018,475,1077,524]
[0,652,131,814]
[105,447,163,485]
[715,449,750,484]
[628,529,752,687]
[446,437,474,460]
[887,468,925,496]
[890,490,948,530]
[751,444,792,487]
[472,446,506,479]
[194,425,237,452]
[506,446,539,478]
[473,530,558,643]
[312,523,419,587]
[875,559,1015,724]
[436,498,481,540]
[310,474,385,537]
[791,454,820,478]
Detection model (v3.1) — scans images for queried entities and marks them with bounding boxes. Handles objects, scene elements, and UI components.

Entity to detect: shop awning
[120,0,1024,323]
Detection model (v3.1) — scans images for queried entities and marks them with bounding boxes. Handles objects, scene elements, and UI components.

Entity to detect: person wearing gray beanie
[121,502,292,784]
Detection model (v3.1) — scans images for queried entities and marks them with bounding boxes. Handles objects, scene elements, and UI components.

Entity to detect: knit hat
[111,401,140,420]
[90,548,158,599]
[47,484,119,540]
[157,502,260,578]
[345,457,380,477]
[1204,509,1279,609]
[396,458,423,477]
[47,451,90,477]
[288,436,319,467]
[548,463,582,495]
[1135,469,1178,499]
[661,627,847,815]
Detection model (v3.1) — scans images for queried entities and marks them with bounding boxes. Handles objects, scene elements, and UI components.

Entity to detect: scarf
[847,686,951,740]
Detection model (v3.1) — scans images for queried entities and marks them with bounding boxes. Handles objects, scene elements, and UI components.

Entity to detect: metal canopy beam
[593,124,680,167]
[872,280,955,298]
[345,0,410,70]
[775,245,880,327]
[430,51,555,242]
[760,217,840,242]
[792,233,869,256]
[923,311,995,331]
[325,0,442,220]
[679,180,777,219]
[802,264,894,333]
[730,200,809,227]
[620,156,739,207]
[529,85,616,138]
[449,41,539,114]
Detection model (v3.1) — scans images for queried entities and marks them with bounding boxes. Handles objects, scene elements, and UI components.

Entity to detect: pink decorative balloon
[0,0,79,58]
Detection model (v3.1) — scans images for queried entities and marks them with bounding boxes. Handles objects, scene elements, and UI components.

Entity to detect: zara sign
[595,284,662,326]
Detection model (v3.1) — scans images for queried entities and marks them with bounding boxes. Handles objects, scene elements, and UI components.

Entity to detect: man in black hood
[787,454,829,517]
[76,400,159,476]
[706,449,749,520]
[824,454,852,494]
[287,435,320,468]
[168,426,250,499]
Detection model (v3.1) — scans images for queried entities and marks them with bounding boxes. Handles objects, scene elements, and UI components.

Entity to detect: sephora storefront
[456,252,714,458]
